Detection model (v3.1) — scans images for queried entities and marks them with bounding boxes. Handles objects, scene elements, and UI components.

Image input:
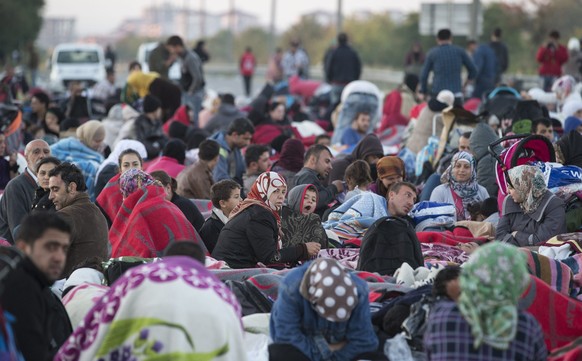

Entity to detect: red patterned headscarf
[229,171,287,229]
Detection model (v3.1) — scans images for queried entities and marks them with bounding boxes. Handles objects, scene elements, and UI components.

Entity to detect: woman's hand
[305,242,321,257]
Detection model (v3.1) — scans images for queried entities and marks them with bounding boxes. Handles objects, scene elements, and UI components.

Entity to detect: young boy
[341,112,371,146]
[199,179,242,253]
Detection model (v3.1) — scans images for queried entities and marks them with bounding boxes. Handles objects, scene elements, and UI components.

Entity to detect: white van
[137,42,181,81]
[49,43,107,91]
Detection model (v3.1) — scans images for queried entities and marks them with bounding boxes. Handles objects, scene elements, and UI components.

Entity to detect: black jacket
[171,193,204,233]
[211,205,307,268]
[31,187,56,214]
[325,44,362,84]
[1,258,72,361]
[199,212,225,253]
[134,114,167,159]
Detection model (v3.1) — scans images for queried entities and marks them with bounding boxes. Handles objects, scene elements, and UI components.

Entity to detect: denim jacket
[270,262,379,361]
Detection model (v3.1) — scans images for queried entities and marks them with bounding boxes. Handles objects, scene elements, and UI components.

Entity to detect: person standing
[166,35,205,127]
[239,47,256,97]
[466,40,497,98]
[420,28,477,105]
[489,28,509,84]
[282,40,310,79]
[325,32,362,107]
[148,42,176,80]
[536,30,569,92]
[104,45,116,72]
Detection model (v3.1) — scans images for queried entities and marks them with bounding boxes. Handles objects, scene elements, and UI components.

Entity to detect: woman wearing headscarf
[424,242,547,360]
[430,151,489,221]
[212,172,320,268]
[282,184,327,249]
[270,258,378,361]
[496,165,566,246]
[55,257,247,361]
[369,156,405,198]
[94,139,147,197]
[109,169,205,258]
[271,138,305,185]
[50,120,106,200]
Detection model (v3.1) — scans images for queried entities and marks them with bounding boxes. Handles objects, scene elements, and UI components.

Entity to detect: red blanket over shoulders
[109,185,206,258]
[96,173,123,222]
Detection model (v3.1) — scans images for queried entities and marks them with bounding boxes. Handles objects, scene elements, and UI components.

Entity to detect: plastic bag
[384,333,414,361]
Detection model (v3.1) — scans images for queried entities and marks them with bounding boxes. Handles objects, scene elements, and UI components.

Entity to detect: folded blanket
[545,233,582,254]
[324,193,388,240]
[416,230,487,246]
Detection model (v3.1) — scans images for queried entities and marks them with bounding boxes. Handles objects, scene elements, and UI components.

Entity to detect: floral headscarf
[440,151,480,219]
[119,168,162,198]
[458,242,530,350]
[229,172,287,246]
[507,165,547,214]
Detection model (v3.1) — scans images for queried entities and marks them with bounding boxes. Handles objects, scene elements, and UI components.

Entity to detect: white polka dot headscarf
[299,258,359,322]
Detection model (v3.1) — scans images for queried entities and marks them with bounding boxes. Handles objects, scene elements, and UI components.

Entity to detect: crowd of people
[0,27,582,360]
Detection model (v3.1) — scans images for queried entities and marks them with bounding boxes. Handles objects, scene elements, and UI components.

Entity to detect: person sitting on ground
[432,265,462,302]
[328,133,383,183]
[341,112,371,146]
[109,169,204,258]
[41,107,63,145]
[203,93,244,134]
[48,162,109,277]
[314,134,331,147]
[163,240,206,264]
[96,148,145,226]
[532,117,554,141]
[270,138,305,185]
[134,94,168,159]
[212,172,319,268]
[150,170,205,233]
[269,258,378,361]
[94,139,147,198]
[50,120,106,201]
[369,156,405,198]
[176,139,220,200]
[3,213,73,361]
[281,184,328,249]
[31,156,61,213]
[344,160,373,201]
[430,151,489,221]
[497,164,566,246]
[55,257,247,360]
[0,131,18,190]
[210,117,255,185]
[145,138,186,178]
[424,242,548,360]
[199,180,241,253]
[292,144,344,216]
[242,144,272,195]
[251,101,293,145]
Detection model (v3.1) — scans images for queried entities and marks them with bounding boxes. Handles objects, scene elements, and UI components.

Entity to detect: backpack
[224,280,273,316]
[357,217,424,276]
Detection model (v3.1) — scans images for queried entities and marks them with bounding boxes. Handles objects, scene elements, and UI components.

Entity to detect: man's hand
[332,180,344,193]
[305,242,321,257]
[328,341,347,351]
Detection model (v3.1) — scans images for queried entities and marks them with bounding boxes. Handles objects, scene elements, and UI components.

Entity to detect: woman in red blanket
[109,169,205,258]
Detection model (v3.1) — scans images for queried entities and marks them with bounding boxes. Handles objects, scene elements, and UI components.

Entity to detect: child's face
[302,189,317,214]
[221,188,242,217]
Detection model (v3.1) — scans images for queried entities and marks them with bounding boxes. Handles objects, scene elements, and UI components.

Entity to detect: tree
[0,0,45,64]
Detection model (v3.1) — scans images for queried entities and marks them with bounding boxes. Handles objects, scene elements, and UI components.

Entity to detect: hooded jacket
[281,184,328,248]
[328,134,384,183]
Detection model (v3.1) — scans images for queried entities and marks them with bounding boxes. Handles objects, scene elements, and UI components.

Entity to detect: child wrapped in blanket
[282,184,328,249]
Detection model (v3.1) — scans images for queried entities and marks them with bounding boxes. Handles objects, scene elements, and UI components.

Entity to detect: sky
[44,0,453,36]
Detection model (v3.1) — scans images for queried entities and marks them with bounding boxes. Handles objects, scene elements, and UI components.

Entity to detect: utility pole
[470,0,480,40]
[229,0,235,62]
[183,0,189,39]
[269,0,277,55]
[200,0,206,38]
[336,0,343,36]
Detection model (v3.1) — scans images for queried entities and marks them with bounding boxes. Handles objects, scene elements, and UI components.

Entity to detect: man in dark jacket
[0,139,51,244]
[292,144,344,216]
[325,33,362,106]
[327,133,384,183]
[49,162,108,278]
[489,28,509,84]
[135,94,168,159]
[3,212,73,360]
[204,93,245,134]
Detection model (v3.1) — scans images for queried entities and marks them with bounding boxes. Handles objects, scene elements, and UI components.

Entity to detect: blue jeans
[182,88,204,128]
[542,75,556,92]
[420,173,442,202]
[331,92,379,145]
